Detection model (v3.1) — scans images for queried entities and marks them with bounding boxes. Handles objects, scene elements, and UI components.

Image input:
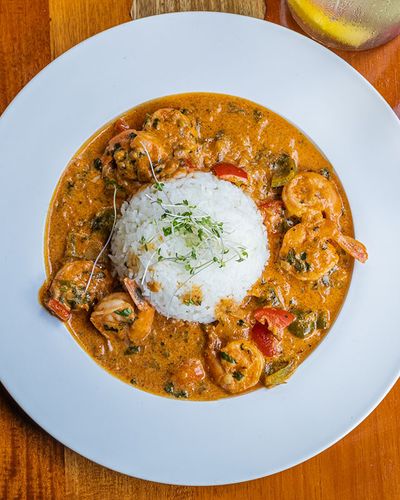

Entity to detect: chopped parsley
[164,382,174,394]
[103,324,119,332]
[124,345,140,355]
[232,371,244,381]
[287,248,311,273]
[220,351,237,364]
[93,158,103,171]
[320,168,331,179]
[174,390,189,398]
[163,382,188,398]
[253,109,263,122]
[115,308,132,317]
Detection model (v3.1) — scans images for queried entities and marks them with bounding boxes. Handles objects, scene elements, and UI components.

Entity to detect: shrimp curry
[41,93,367,400]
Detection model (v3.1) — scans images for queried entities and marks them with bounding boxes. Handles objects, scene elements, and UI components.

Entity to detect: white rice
[111,172,268,323]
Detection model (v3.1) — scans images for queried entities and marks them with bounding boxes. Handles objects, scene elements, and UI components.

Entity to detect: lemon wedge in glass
[288,0,373,48]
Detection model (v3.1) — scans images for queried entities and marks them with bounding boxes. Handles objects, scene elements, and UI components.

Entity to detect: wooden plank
[49,0,132,58]
[0,0,51,113]
[0,386,66,500]
[131,0,266,19]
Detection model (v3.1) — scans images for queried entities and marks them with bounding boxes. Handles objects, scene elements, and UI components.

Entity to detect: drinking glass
[287,0,400,50]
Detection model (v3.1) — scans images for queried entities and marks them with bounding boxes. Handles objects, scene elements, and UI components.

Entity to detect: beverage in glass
[287,0,400,50]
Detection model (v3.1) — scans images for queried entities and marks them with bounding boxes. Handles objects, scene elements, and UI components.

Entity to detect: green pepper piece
[288,310,318,338]
[91,207,114,234]
[263,359,296,388]
[317,310,330,329]
[271,154,298,188]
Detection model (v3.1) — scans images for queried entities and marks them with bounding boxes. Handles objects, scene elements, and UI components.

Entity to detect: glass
[287,0,400,50]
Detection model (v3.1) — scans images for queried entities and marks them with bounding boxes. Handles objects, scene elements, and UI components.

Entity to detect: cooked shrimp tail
[280,218,368,281]
[123,278,155,342]
[123,278,147,310]
[46,298,71,321]
[128,306,155,343]
[321,220,368,263]
[333,231,368,263]
[205,332,224,381]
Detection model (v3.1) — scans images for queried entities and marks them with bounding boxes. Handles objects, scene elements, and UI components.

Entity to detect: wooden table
[1,1,399,498]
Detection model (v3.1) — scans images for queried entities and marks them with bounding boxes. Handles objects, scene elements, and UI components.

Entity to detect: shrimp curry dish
[41,93,368,401]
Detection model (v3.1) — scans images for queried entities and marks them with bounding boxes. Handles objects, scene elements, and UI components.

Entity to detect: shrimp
[123,278,155,342]
[205,333,264,393]
[101,129,168,183]
[282,172,343,224]
[46,260,113,320]
[90,292,136,340]
[143,108,200,170]
[101,109,199,186]
[131,131,168,181]
[171,358,205,393]
[143,108,198,140]
[280,219,368,281]
[113,117,131,133]
[102,128,136,163]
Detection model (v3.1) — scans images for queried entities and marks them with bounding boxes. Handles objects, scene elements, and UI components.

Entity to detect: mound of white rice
[111,172,268,323]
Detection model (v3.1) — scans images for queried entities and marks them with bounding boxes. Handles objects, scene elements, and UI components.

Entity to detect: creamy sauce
[42,93,354,400]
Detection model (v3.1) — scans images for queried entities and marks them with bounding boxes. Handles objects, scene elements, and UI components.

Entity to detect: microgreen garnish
[183,297,202,306]
[138,142,249,296]
[115,308,132,317]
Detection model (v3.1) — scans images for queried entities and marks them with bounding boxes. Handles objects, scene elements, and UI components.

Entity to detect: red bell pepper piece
[254,307,295,330]
[212,162,248,183]
[251,322,279,357]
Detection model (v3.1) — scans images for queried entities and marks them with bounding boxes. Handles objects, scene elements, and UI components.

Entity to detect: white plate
[0,12,399,486]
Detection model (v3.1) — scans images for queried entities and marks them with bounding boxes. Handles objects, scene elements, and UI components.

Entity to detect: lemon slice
[289,0,373,47]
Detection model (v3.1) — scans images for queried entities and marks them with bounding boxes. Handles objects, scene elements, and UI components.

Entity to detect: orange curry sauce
[42,93,355,400]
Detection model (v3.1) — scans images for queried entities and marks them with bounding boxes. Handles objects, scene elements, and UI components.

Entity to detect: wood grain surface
[1,1,399,498]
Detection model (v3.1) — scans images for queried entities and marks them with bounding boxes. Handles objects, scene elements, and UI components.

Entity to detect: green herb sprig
[138,142,249,294]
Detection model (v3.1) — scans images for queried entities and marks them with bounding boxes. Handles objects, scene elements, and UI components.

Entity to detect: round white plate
[0,12,399,486]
